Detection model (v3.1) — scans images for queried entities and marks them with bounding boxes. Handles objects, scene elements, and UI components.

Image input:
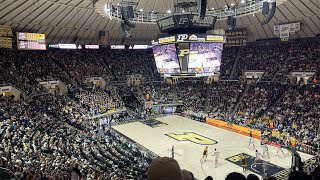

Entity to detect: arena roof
[0,0,319,45]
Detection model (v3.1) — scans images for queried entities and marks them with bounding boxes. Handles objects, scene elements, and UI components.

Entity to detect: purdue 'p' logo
[177,34,188,41]
[165,132,217,145]
[178,49,190,57]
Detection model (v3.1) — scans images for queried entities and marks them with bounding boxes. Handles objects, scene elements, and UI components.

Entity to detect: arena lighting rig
[94,0,286,27]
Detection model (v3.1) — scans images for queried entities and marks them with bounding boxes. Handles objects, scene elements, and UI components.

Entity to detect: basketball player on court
[213,148,220,167]
[276,140,285,156]
[202,146,208,161]
[248,129,255,148]
[239,153,247,172]
[262,142,270,158]
[262,161,269,178]
[253,150,263,167]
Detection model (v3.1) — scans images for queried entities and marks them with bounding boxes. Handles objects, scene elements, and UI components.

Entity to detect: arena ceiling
[0,0,319,45]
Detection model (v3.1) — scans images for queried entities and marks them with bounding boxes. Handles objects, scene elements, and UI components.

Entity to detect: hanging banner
[274,22,300,36]
[280,24,290,38]
[289,23,296,33]
[295,22,300,31]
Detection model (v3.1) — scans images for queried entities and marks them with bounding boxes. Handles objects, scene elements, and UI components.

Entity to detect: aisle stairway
[171,85,179,104]
[102,58,118,81]
[230,47,242,78]
[52,59,77,85]
[231,83,250,114]
[137,86,146,102]
[131,86,146,106]
[204,84,211,113]
[272,51,290,81]
[259,86,291,118]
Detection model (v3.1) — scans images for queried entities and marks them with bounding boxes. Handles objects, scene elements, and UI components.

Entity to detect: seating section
[235,82,288,119]
[106,50,157,81]
[207,81,244,116]
[220,47,239,77]
[234,45,289,78]
[51,50,114,83]
[0,49,156,92]
[141,82,175,104]
[266,84,320,150]
[0,91,154,179]
[177,81,207,112]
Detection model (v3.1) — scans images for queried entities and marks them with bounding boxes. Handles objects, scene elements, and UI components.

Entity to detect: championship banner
[274,22,300,36]
[0,25,12,37]
[289,23,296,33]
[0,37,12,48]
[280,24,290,38]
[0,26,5,36]
[295,22,300,31]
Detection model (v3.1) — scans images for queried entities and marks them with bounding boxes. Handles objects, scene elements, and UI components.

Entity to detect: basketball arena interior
[0,0,320,179]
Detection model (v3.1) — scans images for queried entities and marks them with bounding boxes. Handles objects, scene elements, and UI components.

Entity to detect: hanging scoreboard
[17,32,46,50]
[152,34,224,77]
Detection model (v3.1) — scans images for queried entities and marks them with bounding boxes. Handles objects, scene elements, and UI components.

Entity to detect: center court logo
[165,132,218,145]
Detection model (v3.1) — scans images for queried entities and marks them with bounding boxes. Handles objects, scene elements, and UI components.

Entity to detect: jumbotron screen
[153,44,181,74]
[188,42,223,74]
[17,32,46,50]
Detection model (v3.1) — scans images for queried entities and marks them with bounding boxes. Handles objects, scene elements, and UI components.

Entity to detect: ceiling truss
[0,0,319,45]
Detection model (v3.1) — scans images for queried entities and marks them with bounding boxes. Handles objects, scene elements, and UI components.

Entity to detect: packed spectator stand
[207,81,244,116]
[176,81,207,113]
[141,82,175,104]
[1,38,320,179]
[0,87,156,179]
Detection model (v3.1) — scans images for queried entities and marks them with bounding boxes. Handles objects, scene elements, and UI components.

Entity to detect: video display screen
[17,32,46,50]
[153,44,181,74]
[188,42,223,73]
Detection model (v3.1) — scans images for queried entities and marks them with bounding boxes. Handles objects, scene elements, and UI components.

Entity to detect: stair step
[231,83,250,114]
[204,84,211,113]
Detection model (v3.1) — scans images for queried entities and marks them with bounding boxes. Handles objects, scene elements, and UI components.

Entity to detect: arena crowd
[0,38,320,179]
